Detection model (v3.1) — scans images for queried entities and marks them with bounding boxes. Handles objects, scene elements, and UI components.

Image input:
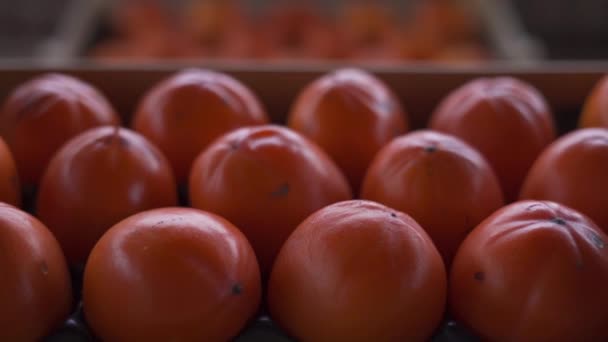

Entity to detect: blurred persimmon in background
[254,3,340,60]
[88,0,489,63]
[182,0,254,59]
[337,1,404,61]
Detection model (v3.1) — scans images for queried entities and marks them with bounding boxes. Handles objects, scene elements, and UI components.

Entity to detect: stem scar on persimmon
[270,182,290,198]
[232,283,243,295]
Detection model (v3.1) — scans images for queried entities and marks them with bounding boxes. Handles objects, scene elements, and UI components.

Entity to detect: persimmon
[430,77,556,201]
[0,73,120,186]
[0,137,20,207]
[451,200,608,341]
[189,125,352,276]
[36,126,178,266]
[579,75,608,128]
[337,2,404,61]
[182,0,253,58]
[520,128,608,232]
[0,203,72,341]
[83,207,261,341]
[253,4,339,59]
[361,130,504,264]
[268,200,446,341]
[288,68,407,192]
[133,69,268,183]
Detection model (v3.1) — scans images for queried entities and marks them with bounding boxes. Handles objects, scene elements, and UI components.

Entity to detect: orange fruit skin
[288,68,408,192]
[189,125,352,276]
[361,130,504,265]
[36,126,178,266]
[0,203,72,341]
[579,75,608,128]
[133,69,269,183]
[429,77,556,202]
[451,200,608,341]
[0,73,120,186]
[0,137,21,207]
[268,200,446,342]
[520,128,608,233]
[83,207,261,341]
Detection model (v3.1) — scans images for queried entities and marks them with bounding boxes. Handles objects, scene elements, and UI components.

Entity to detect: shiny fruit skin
[268,200,446,342]
[579,75,608,128]
[189,125,352,276]
[133,68,268,183]
[450,200,608,341]
[0,203,72,341]
[0,73,120,186]
[83,207,261,341]
[520,128,608,232]
[36,126,178,266]
[288,68,408,192]
[361,130,504,264]
[429,77,556,201]
[0,137,21,207]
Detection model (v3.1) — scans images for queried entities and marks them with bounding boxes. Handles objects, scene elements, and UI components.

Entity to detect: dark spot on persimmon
[229,141,239,151]
[425,145,437,153]
[551,217,566,226]
[390,212,397,218]
[232,283,243,295]
[270,183,290,198]
[474,272,485,281]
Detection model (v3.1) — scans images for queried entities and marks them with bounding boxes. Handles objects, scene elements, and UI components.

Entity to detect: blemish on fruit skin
[390,212,397,218]
[424,145,438,153]
[474,272,485,281]
[270,183,290,198]
[229,141,239,151]
[232,283,243,295]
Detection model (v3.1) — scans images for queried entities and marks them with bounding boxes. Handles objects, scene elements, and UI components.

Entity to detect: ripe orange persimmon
[0,73,120,186]
[520,128,608,232]
[451,200,608,341]
[430,77,556,201]
[133,69,268,183]
[0,203,72,341]
[36,126,178,265]
[189,125,352,276]
[288,68,408,192]
[268,200,446,341]
[361,130,504,264]
[579,75,608,128]
[83,207,261,341]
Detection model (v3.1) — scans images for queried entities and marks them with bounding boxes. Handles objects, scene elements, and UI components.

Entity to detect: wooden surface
[0,61,606,131]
